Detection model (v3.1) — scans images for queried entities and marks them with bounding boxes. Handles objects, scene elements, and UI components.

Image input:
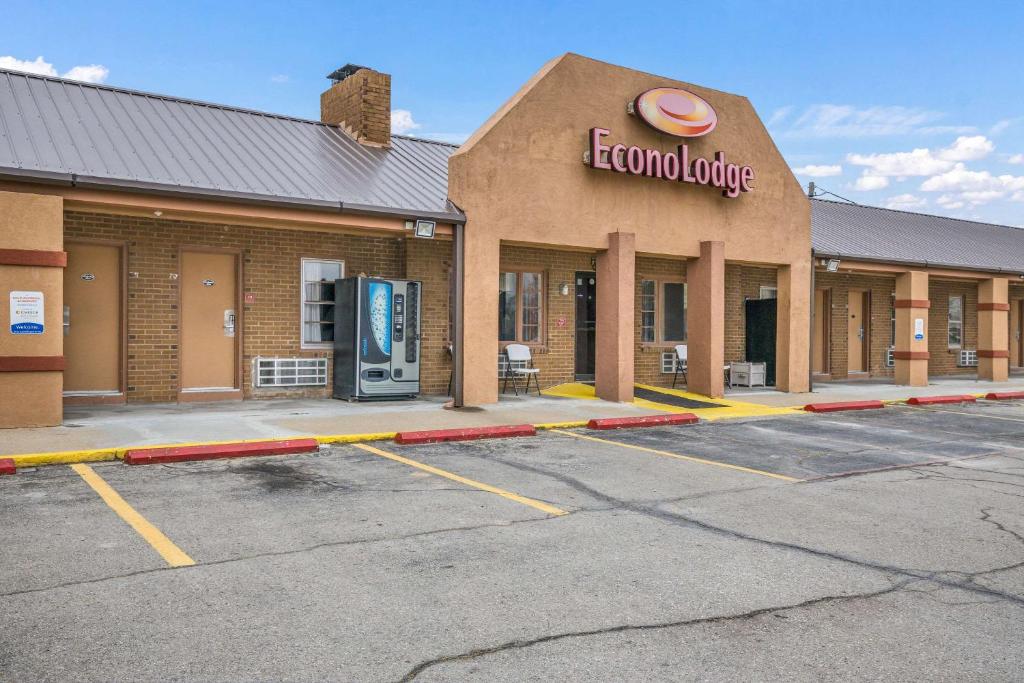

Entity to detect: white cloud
[847,136,994,178]
[1009,153,1024,165]
[989,118,1022,136]
[936,195,965,209]
[62,64,109,84]
[885,193,927,210]
[269,74,289,84]
[936,135,993,161]
[419,132,469,144]
[0,55,57,76]
[920,163,1024,194]
[783,104,951,138]
[765,106,793,127]
[390,109,421,135]
[854,175,889,191]
[792,164,842,177]
[0,55,108,84]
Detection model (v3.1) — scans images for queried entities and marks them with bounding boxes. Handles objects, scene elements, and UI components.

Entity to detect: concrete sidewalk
[1,394,659,458]
[727,375,1024,407]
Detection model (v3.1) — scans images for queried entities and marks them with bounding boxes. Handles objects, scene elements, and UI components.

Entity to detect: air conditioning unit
[254,357,328,387]
[886,347,895,367]
[958,349,978,367]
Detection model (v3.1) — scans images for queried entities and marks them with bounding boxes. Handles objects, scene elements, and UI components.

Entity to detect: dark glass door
[574,271,596,381]
[745,298,777,386]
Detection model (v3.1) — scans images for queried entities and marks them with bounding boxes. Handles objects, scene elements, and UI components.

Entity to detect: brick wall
[814,272,896,379]
[498,245,592,389]
[928,279,978,375]
[64,211,415,402]
[405,238,453,394]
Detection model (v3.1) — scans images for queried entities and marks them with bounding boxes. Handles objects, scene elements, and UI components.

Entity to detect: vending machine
[332,277,421,400]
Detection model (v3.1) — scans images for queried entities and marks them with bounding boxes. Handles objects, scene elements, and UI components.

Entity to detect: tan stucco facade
[449,53,811,404]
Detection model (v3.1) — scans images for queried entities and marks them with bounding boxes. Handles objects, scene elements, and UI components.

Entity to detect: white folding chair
[502,344,541,396]
[672,344,688,388]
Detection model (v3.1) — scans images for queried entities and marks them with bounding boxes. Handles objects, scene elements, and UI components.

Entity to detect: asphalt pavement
[1,401,1022,681]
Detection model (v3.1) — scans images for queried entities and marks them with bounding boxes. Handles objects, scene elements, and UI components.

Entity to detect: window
[640,280,656,342]
[301,259,344,347]
[890,293,896,347]
[759,286,778,300]
[948,295,963,348]
[640,279,687,344]
[498,271,543,343]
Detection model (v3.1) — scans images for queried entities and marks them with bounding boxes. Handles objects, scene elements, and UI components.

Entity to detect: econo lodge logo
[633,87,717,137]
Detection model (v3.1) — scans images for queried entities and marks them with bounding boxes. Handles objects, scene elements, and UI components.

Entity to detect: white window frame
[639,278,687,345]
[759,286,778,300]
[300,258,345,350]
[947,294,964,349]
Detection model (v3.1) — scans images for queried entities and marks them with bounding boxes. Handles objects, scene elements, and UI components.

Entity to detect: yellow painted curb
[316,432,397,444]
[533,420,589,430]
[10,449,122,468]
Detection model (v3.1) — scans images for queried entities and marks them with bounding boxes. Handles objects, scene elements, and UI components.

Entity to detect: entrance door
[847,290,869,374]
[812,288,829,374]
[1011,300,1022,368]
[745,298,777,385]
[180,250,240,397]
[574,271,596,381]
[64,242,122,396]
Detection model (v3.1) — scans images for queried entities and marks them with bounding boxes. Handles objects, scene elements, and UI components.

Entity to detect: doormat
[633,386,727,410]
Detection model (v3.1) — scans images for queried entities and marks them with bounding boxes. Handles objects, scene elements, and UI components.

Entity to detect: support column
[776,261,810,392]
[978,277,1009,382]
[0,190,65,427]
[687,241,725,398]
[894,271,929,386]
[458,228,500,406]
[595,232,635,402]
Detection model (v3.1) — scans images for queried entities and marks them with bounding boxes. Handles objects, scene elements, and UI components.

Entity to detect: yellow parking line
[353,443,567,517]
[549,429,799,482]
[70,463,195,568]
[902,405,1024,423]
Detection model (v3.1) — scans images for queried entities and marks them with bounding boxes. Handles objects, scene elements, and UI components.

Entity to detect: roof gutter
[813,250,1024,278]
[0,168,466,225]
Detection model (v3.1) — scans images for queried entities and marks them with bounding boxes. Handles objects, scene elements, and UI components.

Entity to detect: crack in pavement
[395,582,912,682]
[484,454,1024,607]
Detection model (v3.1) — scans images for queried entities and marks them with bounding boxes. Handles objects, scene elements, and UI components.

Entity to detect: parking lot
[2,401,1023,681]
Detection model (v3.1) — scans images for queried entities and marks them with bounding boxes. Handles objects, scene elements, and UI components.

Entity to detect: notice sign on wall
[10,291,44,334]
[914,318,925,341]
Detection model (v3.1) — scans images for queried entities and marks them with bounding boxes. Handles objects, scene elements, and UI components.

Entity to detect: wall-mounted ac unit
[254,357,328,387]
[661,352,680,374]
[886,347,895,368]
[958,349,978,367]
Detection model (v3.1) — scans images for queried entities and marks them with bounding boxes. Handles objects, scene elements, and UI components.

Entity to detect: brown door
[847,290,867,373]
[1011,300,1022,368]
[64,243,122,394]
[180,250,239,393]
[812,288,828,374]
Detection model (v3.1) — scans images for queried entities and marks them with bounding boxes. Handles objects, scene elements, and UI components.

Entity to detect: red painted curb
[587,414,699,430]
[985,391,1024,401]
[0,458,16,475]
[124,438,319,465]
[395,424,536,445]
[906,395,977,406]
[803,400,885,413]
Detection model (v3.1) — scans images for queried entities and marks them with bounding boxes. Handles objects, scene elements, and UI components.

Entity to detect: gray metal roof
[0,69,462,222]
[812,198,1024,274]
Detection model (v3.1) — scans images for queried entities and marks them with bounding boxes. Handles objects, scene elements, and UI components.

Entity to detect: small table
[729,361,766,388]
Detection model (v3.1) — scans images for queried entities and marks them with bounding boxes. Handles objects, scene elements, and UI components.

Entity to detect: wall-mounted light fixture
[414,219,436,239]
[826,258,841,272]
[560,282,570,296]
[153,210,163,217]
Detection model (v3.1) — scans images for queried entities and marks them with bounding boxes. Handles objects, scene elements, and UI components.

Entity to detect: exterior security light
[560,282,570,296]
[826,259,841,272]
[414,220,436,239]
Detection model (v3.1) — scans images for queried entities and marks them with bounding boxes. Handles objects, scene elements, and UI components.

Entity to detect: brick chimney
[321,64,391,147]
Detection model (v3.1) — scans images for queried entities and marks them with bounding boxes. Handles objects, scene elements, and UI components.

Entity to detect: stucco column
[776,261,810,392]
[978,277,1009,382]
[459,228,500,406]
[0,190,65,427]
[894,271,929,386]
[595,232,635,402]
[687,241,725,398]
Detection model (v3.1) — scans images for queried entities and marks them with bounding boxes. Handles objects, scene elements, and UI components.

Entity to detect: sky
[3,0,1024,226]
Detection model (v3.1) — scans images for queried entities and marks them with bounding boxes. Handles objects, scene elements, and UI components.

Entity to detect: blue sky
[3,0,1023,225]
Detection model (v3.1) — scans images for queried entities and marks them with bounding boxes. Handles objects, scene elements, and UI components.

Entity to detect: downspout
[452,221,466,407]
[809,248,816,393]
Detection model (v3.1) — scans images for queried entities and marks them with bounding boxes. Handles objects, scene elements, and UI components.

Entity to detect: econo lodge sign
[586,87,754,199]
